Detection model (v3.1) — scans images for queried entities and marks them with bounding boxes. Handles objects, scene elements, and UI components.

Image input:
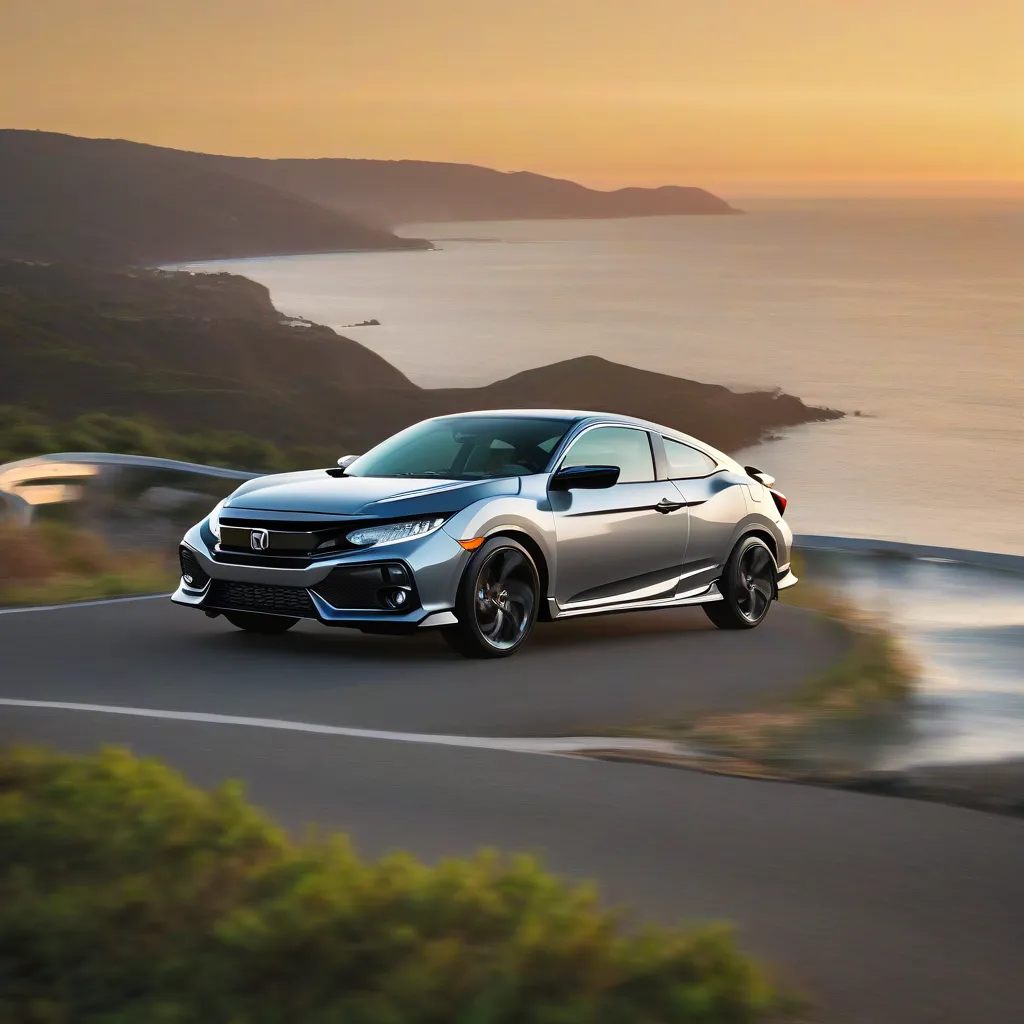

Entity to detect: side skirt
[547,582,724,621]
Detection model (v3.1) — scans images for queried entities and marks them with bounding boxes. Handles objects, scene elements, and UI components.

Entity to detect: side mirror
[744,465,775,488]
[550,465,620,491]
[327,454,361,478]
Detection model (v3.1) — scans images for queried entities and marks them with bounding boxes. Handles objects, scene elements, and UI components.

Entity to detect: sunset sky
[3,0,1021,196]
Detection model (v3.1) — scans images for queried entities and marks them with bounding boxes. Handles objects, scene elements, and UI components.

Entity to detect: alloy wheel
[472,547,537,651]
[736,543,775,623]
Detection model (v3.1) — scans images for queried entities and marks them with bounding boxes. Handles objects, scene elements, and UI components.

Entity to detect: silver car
[173,410,797,657]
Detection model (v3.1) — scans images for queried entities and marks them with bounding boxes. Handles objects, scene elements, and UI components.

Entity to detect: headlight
[207,499,226,540]
[346,517,446,548]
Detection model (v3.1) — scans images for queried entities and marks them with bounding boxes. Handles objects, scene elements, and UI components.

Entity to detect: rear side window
[663,437,718,478]
[560,426,655,483]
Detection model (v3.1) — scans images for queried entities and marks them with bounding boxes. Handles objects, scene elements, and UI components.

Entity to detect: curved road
[2,598,1023,1023]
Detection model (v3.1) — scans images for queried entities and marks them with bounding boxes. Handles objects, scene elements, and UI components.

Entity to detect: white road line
[0,697,685,758]
[0,593,170,615]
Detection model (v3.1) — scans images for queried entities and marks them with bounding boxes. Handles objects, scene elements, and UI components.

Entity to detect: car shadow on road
[196,608,722,664]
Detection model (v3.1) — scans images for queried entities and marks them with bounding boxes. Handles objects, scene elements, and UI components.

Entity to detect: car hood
[224,471,522,518]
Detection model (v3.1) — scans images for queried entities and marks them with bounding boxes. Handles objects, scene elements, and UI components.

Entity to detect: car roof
[434,407,686,433]
[435,408,646,425]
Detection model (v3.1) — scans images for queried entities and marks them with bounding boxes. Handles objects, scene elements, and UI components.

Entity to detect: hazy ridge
[0,131,736,268]
[0,131,429,266]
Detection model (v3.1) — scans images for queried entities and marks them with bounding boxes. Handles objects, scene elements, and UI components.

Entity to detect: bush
[0,747,791,1023]
[0,405,334,473]
[0,524,59,584]
[0,523,176,606]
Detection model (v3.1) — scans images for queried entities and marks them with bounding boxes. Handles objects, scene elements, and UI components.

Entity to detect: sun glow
[2,0,1021,196]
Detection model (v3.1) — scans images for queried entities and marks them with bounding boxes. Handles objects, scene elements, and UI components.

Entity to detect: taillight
[770,490,788,516]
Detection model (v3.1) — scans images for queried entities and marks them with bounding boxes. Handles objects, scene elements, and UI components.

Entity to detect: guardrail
[0,453,259,527]
[794,534,1024,574]
[2,454,1021,573]
[0,451,258,484]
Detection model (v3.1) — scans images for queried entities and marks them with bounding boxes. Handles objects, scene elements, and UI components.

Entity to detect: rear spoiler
[743,465,776,488]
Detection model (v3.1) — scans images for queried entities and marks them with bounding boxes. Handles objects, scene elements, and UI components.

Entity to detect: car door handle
[655,498,686,514]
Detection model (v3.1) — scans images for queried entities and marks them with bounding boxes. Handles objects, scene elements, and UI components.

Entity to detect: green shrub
[0,405,334,473]
[0,747,791,1023]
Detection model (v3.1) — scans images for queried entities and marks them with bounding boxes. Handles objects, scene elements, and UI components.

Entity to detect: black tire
[223,611,299,634]
[703,535,777,630]
[442,537,540,658]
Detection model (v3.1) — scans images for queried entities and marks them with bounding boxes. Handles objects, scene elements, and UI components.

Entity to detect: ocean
[179,198,1024,556]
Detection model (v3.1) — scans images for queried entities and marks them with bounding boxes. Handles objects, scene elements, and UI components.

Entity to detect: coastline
[162,242,433,271]
[1,259,843,463]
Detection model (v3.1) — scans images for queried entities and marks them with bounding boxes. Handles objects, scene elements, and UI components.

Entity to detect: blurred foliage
[0,521,176,606]
[0,405,336,473]
[602,555,916,773]
[0,746,794,1024]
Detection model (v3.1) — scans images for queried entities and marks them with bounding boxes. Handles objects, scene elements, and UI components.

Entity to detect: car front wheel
[223,611,299,634]
[703,535,777,630]
[442,537,540,658]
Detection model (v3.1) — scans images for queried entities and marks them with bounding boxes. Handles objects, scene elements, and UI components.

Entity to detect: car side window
[662,437,717,478]
[560,426,655,483]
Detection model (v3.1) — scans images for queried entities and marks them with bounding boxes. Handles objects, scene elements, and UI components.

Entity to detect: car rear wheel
[442,537,540,658]
[223,611,299,634]
[703,536,776,630]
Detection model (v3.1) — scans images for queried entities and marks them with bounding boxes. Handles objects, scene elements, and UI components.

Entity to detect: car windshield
[346,416,573,480]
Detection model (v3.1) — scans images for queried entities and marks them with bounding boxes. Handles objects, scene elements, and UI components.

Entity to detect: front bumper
[172,521,469,630]
[776,569,799,591]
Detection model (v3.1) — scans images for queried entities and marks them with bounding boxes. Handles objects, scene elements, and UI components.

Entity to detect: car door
[660,436,748,592]
[550,425,689,608]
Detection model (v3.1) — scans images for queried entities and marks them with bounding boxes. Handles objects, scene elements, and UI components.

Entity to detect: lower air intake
[312,563,417,610]
[207,580,316,618]
[179,547,209,589]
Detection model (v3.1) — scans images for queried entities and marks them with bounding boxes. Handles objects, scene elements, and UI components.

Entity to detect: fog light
[380,586,410,609]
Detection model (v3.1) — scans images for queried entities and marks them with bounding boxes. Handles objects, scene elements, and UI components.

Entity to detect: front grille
[312,563,417,611]
[218,517,360,558]
[214,514,456,562]
[179,547,209,589]
[206,580,316,618]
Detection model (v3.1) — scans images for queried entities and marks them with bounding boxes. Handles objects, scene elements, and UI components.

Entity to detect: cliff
[0,261,839,462]
[0,133,737,251]
[177,156,740,226]
[0,131,429,266]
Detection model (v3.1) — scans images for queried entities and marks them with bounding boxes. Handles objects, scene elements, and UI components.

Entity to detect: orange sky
[3,0,1022,196]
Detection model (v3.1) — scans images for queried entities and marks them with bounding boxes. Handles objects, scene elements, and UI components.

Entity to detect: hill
[177,154,739,226]
[0,131,428,266]
[0,133,737,247]
[0,261,839,467]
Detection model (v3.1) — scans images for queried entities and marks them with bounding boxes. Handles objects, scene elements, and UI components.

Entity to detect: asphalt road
[3,597,1023,1024]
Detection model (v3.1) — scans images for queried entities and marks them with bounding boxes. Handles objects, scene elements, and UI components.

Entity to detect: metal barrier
[2,454,1020,572]
[0,453,260,543]
[794,534,1024,575]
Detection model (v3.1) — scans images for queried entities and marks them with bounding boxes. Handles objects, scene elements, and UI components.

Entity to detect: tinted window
[348,416,572,479]
[663,437,717,478]
[560,426,654,483]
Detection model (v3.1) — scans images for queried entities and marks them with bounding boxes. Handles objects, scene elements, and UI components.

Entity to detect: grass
[599,555,917,774]
[0,521,178,608]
